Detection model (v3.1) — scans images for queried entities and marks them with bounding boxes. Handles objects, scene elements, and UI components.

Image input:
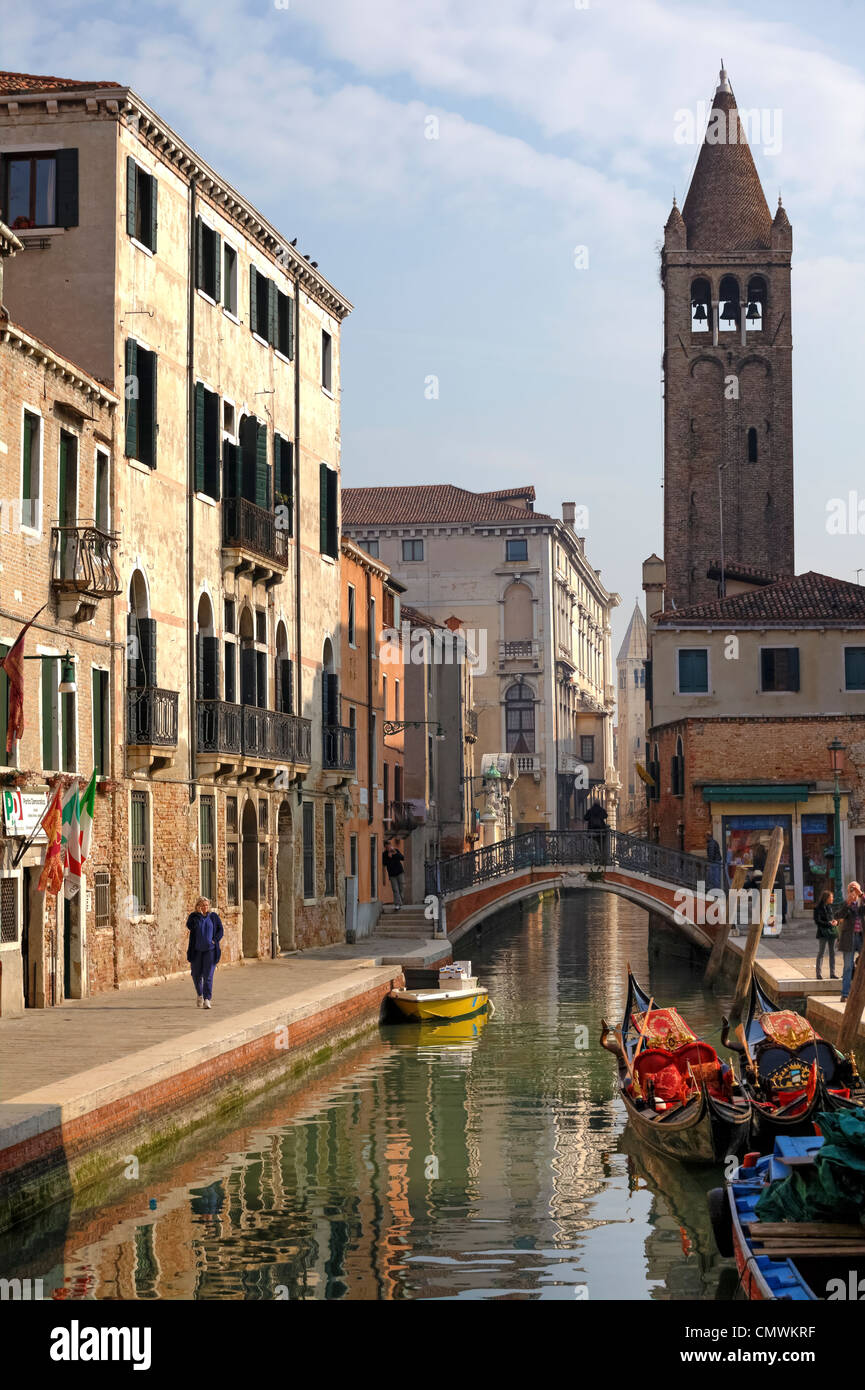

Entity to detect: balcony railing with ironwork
[389,800,421,833]
[223,496,288,568]
[127,688,179,747]
[499,639,537,662]
[464,708,478,741]
[51,523,121,596]
[323,724,356,771]
[197,701,311,763]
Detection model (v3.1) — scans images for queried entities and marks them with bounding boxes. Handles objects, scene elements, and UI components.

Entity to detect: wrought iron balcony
[323,724,356,771]
[197,700,311,763]
[389,800,420,833]
[51,523,121,597]
[127,688,179,747]
[223,496,288,568]
[499,639,538,663]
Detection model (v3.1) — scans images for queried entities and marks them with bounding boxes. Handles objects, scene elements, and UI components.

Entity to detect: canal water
[18,890,740,1300]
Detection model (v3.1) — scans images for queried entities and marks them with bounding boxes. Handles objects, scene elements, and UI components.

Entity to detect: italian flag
[61,771,97,899]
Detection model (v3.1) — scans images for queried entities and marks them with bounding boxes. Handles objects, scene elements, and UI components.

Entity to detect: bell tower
[662,66,794,610]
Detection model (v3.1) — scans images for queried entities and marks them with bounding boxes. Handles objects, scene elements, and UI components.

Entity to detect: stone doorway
[241,798,259,957]
[276,800,295,952]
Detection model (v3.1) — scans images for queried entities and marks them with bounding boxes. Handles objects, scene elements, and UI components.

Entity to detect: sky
[5,0,865,656]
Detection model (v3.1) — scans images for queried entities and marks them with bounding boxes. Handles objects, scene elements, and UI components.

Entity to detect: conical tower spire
[681,67,772,250]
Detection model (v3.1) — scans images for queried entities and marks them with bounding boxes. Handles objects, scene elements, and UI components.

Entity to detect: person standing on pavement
[836,881,864,1002]
[814,888,839,982]
[382,839,406,910]
[705,832,723,891]
[186,896,224,1009]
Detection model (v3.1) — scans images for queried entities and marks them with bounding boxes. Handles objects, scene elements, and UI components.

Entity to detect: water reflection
[14,890,736,1300]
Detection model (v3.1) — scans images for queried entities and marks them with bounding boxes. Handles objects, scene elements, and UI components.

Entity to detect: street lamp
[383,720,445,740]
[828,736,846,899]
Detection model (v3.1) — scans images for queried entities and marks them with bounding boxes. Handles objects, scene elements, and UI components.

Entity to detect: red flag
[1,605,46,754]
[38,786,65,896]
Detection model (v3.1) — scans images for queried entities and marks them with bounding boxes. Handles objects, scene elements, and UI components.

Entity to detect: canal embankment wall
[0,953,421,1235]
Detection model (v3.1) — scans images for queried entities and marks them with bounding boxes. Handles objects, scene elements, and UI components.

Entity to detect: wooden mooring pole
[837,943,865,1056]
[728,826,784,1026]
[705,865,747,985]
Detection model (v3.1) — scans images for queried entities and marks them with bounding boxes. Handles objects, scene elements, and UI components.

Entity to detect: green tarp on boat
[755,1110,865,1224]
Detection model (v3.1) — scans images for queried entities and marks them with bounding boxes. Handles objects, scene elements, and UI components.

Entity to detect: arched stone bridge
[425,830,718,948]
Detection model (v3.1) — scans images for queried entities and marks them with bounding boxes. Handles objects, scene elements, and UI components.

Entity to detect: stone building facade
[340,538,405,939]
[643,561,865,914]
[662,67,794,611]
[342,485,619,834]
[0,70,354,1001]
[615,602,647,833]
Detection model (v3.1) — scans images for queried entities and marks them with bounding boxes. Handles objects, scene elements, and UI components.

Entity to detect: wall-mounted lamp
[59,653,77,694]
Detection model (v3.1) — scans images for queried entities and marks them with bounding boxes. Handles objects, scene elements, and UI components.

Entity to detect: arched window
[747,427,758,463]
[718,275,741,330]
[275,620,292,713]
[127,569,155,689]
[505,682,535,754]
[671,735,684,797]
[196,593,218,701]
[690,277,711,333]
[503,580,533,643]
[322,637,338,728]
[745,275,767,332]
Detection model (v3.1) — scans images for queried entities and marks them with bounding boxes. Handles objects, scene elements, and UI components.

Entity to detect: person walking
[382,839,406,910]
[814,888,839,982]
[836,881,864,1002]
[705,832,723,891]
[585,800,609,863]
[186,896,224,1009]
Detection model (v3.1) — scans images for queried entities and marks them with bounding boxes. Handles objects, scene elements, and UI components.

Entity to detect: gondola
[600,967,752,1166]
[721,977,864,1147]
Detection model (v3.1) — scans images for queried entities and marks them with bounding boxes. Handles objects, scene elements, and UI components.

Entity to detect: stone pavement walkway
[725,913,846,1001]
[0,934,449,1104]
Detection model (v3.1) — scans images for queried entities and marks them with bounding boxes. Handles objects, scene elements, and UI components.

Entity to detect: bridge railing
[425,828,705,899]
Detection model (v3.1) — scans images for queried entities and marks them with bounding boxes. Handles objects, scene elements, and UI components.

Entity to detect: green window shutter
[195,216,204,289]
[55,148,79,227]
[327,467,338,557]
[149,174,158,253]
[319,462,329,552]
[194,382,205,492]
[249,265,258,336]
[205,389,220,500]
[255,420,268,508]
[287,294,295,360]
[148,350,158,468]
[213,231,221,303]
[22,413,32,506]
[41,657,56,769]
[92,669,104,777]
[267,278,278,347]
[223,440,239,499]
[124,338,138,458]
[126,156,137,238]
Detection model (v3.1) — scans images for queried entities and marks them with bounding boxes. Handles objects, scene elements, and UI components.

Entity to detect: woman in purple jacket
[186,896,224,1009]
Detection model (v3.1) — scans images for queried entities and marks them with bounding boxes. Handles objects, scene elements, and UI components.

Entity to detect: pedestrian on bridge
[584,800,609,863]
[186,897,224,1009]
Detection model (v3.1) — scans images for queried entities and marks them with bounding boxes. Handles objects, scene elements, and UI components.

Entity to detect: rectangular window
[61,686,77,773]
[324,802,335,897]
[92,668,109,777]
[276,290,294,358]
[258,797,268,833]
[394,679,400,720]
[130,790,151,915]
[321,330,333,391]
[126,157,157,252]
[259,842,268,901]
[195,216,221,300]
[760,647,800,693]
[677,648,709,694]
[250,265,271,341]
[845,647,865,691]
[255,610,267,646]
[200,795,215,901]
[41,656,60,770]
[383,760,390,813]
[194,382,220,498]
[223,242,238,316]
[382,673,388,718]
[224,641,236,704]
[580,735,595,763]
[95,449,110,531]
[370,834,378,900]
[94,868,110,928]
[506,538,528,562]
[319,463,338,557]
[364,538,379,558]
[226,842,238,908]
[21,410,41,530]
[274,435,293,534]
[4,149,78,229]
[124,339,157,468]
[224,599,236,635]
[348,585,356,645]
[402,538,424,562]
[302,801,315,899]
[349,834,358,879]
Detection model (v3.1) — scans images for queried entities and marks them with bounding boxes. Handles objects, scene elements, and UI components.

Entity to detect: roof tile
[342,484,553,526]
[657,571,865,627]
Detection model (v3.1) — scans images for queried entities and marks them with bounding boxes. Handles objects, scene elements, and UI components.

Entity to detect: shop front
[702,783,849,917]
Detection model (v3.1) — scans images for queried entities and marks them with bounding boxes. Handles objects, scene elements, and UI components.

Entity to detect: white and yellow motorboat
[389,980,490,1023]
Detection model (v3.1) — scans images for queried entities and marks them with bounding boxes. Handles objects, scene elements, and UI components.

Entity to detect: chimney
[562,502,576,531]
[642,554,666,627]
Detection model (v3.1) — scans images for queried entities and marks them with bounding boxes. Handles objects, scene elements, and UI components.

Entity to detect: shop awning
[701,784,810,803]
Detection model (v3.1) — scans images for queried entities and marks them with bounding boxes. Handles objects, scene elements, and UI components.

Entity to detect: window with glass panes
[130,791,151,914]
[324,802,335,897]
[21,410,41,530]
[845,647,865,691]
[199,795,215,900]
[302,801,315,898]
[226,795,239,906]
[677,648,709,694]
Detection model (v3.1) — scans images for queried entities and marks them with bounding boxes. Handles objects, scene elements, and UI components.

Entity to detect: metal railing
[425,827,706,899]
[323,724,356,771]
[500,639,535,661]
[223,496,288,567]
[197,701,311,762]
[51,523,121,595]
[389,800,421,833]
[127,688,179,747]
